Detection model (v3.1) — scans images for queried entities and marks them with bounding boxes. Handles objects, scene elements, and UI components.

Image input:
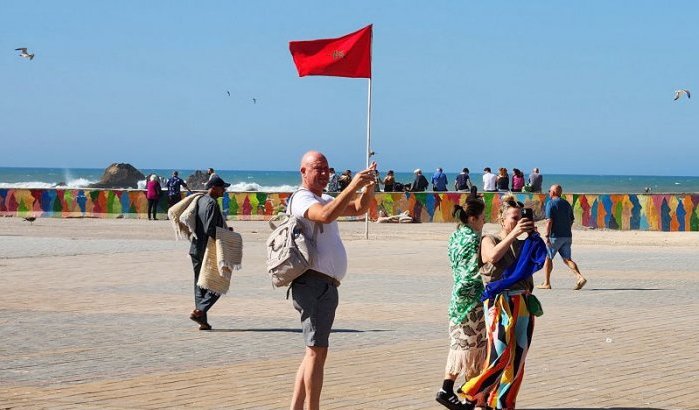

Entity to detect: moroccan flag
[289,25,372,78]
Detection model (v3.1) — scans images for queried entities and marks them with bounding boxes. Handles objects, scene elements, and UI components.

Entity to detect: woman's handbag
[525,294,544,317]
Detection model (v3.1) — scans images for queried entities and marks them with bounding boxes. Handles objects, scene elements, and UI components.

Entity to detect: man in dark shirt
[537,184,587,290]
[528,168,543,193]
[454,168,472,191]
[188,175,230,330]
[411,169,429,192]
[166,171,192,207]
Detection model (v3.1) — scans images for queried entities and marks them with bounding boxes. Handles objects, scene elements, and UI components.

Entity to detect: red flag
[289,25,372,78]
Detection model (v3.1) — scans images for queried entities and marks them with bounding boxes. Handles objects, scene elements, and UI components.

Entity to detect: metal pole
[364,77,372,239]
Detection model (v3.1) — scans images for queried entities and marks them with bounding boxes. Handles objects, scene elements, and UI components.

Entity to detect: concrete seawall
[1,188,697,231]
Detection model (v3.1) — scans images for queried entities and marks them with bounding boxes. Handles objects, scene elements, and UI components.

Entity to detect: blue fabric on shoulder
[481,233,547,301]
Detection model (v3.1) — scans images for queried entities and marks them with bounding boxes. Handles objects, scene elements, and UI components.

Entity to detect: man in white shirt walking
[289,151,377,410]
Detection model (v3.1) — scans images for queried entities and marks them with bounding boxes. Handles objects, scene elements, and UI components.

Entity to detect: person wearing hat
[411,168,429,192]
[188,174,231,330]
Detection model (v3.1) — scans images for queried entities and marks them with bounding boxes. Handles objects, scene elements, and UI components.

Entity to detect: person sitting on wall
[411,169,430,192]
[383,170,396,192]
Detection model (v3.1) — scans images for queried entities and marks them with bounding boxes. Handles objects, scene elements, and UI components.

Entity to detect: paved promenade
[1,218,698,409]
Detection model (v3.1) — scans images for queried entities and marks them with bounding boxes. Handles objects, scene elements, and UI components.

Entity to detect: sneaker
[436,389,474,410]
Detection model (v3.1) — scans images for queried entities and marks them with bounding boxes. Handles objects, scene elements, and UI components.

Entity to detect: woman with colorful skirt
[436,199,488,410]
[459,195,536,410]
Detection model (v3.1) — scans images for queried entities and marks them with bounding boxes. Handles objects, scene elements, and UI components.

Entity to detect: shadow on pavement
[526,408,666,410]
[209,328,392,333]
[583,288,664,291]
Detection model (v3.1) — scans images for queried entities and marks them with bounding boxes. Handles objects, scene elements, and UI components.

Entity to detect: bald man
[289,151,377,410]
[537,184,587,290]
[528,168,543,193]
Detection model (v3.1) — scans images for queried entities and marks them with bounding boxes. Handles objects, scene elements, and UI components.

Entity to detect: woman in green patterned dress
[436,198,487,410]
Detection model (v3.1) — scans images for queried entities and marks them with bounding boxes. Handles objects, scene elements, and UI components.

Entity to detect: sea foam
[226,182,298,192]
[0,178,96,189]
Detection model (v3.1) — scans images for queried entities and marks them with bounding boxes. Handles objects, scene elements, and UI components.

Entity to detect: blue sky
[2,1,697,175]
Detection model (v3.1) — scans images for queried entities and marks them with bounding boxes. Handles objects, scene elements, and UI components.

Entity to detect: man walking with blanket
[188,175,230,330]
[289,151,376,410]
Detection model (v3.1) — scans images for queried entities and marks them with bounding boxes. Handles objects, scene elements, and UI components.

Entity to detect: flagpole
[364,77,372,239]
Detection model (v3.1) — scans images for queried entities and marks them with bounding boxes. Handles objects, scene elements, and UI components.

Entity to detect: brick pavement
[1,218,697,409]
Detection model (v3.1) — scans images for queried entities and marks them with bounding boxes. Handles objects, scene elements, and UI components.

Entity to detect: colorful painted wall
[1,189,698,231]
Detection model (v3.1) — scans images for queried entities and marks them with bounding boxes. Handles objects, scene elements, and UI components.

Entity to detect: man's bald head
[300,150,327,168]
[549,184,562,197]
[299,151,330,195]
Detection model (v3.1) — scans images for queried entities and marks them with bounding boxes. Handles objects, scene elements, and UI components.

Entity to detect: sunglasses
[504,199,524,208]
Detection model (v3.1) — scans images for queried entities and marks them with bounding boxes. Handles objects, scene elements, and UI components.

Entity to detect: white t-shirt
[483,173,497,191]
[290,189,348,281]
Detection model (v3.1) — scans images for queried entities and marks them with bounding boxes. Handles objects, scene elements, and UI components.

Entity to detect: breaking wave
[226,182,298,192]
[0,178,96,189]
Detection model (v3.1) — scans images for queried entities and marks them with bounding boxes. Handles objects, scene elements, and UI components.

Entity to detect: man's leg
[290,274,338,410]
[564,258,587,289]
[537,257,553,289]
[198,287,221,316]
[290,356,307,410]
[291,347,328,410]
[559,239,586,289]
[190,254,219,329]
[538,240,557,289]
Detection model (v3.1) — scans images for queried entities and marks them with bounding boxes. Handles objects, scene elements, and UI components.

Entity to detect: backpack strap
[269,188,324,234]
[294,188,324,235]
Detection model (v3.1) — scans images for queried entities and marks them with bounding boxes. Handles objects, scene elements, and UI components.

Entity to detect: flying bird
[226,91,230,96]
[252,98,257,104]
[674,89,691,101]
[15,47,35,60]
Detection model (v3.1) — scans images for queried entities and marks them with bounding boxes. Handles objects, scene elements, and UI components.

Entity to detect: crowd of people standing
[324,166,544,195]
[147,154,585,410]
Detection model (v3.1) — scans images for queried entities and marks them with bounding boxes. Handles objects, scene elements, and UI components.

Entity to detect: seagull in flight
[252,98,257,104]
[15,47,35,60]
[226,90,230,96]
[674,89,691,101]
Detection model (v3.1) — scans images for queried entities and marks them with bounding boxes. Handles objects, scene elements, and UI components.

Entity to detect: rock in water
[90,163,145,189]
[186,170,209,191]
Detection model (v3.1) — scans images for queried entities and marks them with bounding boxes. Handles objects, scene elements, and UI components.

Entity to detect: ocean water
[0,167,698,193]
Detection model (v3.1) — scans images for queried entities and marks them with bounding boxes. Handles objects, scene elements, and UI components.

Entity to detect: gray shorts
[291,271,339,347]
[547,236,573,260]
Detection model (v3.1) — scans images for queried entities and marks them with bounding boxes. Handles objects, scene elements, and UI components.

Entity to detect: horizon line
[0,165,698,179]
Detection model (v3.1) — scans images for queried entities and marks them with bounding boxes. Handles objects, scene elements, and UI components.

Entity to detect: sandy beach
[1,217,698,409]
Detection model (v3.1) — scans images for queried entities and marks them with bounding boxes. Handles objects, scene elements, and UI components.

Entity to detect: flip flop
[574,278,587,290]
[536,284,551,289]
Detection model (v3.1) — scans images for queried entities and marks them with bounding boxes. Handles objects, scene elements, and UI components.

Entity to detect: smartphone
[522,208,534,221]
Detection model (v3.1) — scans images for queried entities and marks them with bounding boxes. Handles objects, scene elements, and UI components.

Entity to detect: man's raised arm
[305,163,377,223]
